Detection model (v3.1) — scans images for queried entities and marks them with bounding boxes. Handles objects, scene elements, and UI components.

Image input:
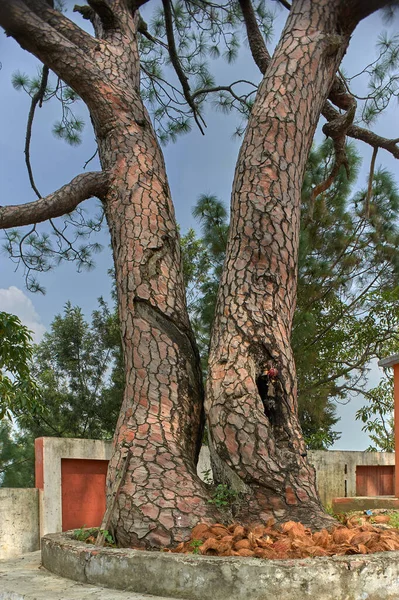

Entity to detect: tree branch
[73,3,96,23]
[274,0,291,9]
[161,0,206,135]
[339,0,399,31]
[238,0,270,75]
[0,172,109,229]
[25,65,50,200]
[23,0,97,52]
[322,101,399,159]
[137,15,168,49]
[365,146,378,218]
[0,0,98,89]
[128,0,151,11]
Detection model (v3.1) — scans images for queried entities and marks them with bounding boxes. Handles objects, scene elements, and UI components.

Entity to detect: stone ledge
[333,497,399,513]
[42,532,399,600]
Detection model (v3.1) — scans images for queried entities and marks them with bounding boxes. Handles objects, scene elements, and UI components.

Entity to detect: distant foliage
[19,299,123,440]
[2,299,123,486]
[181,141,399,449]
[356,376,394,452]
[0,311,42,420]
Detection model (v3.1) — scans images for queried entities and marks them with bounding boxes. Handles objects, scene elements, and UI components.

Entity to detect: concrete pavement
[0,552,182,600]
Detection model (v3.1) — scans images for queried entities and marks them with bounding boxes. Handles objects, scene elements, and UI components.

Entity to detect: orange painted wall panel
[35,438,44,490]
[356,465,394,497]
[61,458,109,532]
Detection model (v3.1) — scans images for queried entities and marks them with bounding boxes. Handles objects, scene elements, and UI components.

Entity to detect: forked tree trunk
[0,0,393,549]
[206,0,356,529]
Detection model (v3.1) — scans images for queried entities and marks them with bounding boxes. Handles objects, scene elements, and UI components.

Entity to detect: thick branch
[339,0,399,31]
[87,0,116,30]
[128,0,151,11]
[0,172,109,229]
[0,0,98,88]
[322,101,399,159]
[238,0,270,75]
[23,0,97,52]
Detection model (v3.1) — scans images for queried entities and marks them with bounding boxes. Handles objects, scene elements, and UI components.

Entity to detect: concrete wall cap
[42,532,399,600]
[378,354,399,368]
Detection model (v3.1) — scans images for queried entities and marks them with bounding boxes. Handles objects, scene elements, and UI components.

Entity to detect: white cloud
[0,286,46,342]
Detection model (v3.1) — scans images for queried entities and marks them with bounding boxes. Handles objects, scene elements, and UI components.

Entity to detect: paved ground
[0,552,182,600]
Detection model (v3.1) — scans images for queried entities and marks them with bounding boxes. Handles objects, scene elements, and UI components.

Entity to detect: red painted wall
[356,465,394,497]
[35,438,44,490]
[61,458,109,531]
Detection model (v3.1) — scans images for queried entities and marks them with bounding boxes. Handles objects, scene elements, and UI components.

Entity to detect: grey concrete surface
[308,450,395,506]
[42,533,399,600]
[0,552,182,600]
[0,489,39,559]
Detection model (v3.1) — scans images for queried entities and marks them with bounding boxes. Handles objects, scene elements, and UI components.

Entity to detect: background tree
[17,300,121,440]
[0,300,122,487]
[182,141,399,450]
[0,422,35,487]
[0,311,42,420]
[1,0,399,545]
[356,376,395,452]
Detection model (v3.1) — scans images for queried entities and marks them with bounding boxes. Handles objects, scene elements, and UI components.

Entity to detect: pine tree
[1,0,399,545]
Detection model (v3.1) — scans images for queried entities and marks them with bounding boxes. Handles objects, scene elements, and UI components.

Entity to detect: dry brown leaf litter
[164,515,399,559]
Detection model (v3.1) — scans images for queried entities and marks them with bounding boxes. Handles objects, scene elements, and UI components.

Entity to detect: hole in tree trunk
[256,374,277,425]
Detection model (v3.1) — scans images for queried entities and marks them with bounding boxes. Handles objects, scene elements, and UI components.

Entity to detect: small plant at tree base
[190,539,203,555]
[74,525,96,542]
[388,513,399,529]
[101,529,116,545]
[208,483,241,511]
[73,526,115,546]
[202,468,213,485]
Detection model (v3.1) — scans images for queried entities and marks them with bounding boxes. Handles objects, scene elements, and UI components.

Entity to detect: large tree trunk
[88,13,219,549]
[206,0,356,529]
[1,0,394,549]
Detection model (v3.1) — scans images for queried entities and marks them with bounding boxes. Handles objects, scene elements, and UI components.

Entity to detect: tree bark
[83,11,221,549]
[0,0,219,548]
[206,0,359,528]
[1,0,396,546]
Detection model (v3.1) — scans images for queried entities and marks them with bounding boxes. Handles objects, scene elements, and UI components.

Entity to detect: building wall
[0,488,39,559]
[309,450,395,506]
[1,441,396,560]
[35,437,113,536]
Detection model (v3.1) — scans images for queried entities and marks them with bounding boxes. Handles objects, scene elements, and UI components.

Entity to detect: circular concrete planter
[42,532,399,600]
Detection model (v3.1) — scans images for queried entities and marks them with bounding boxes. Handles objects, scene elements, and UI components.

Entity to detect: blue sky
[0,1,398,450]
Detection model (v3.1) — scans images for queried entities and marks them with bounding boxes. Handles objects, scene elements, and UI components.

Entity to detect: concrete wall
[42,532,399,600]
[35,437,112,536]
[309,450,395,506]
[1,439,396,560]
[0,488,39,559]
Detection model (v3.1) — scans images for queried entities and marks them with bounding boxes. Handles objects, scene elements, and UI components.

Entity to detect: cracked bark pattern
[206,0,357,529]
[86,10,220,548]
[1,0,395,547]
[0,0,219,548]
